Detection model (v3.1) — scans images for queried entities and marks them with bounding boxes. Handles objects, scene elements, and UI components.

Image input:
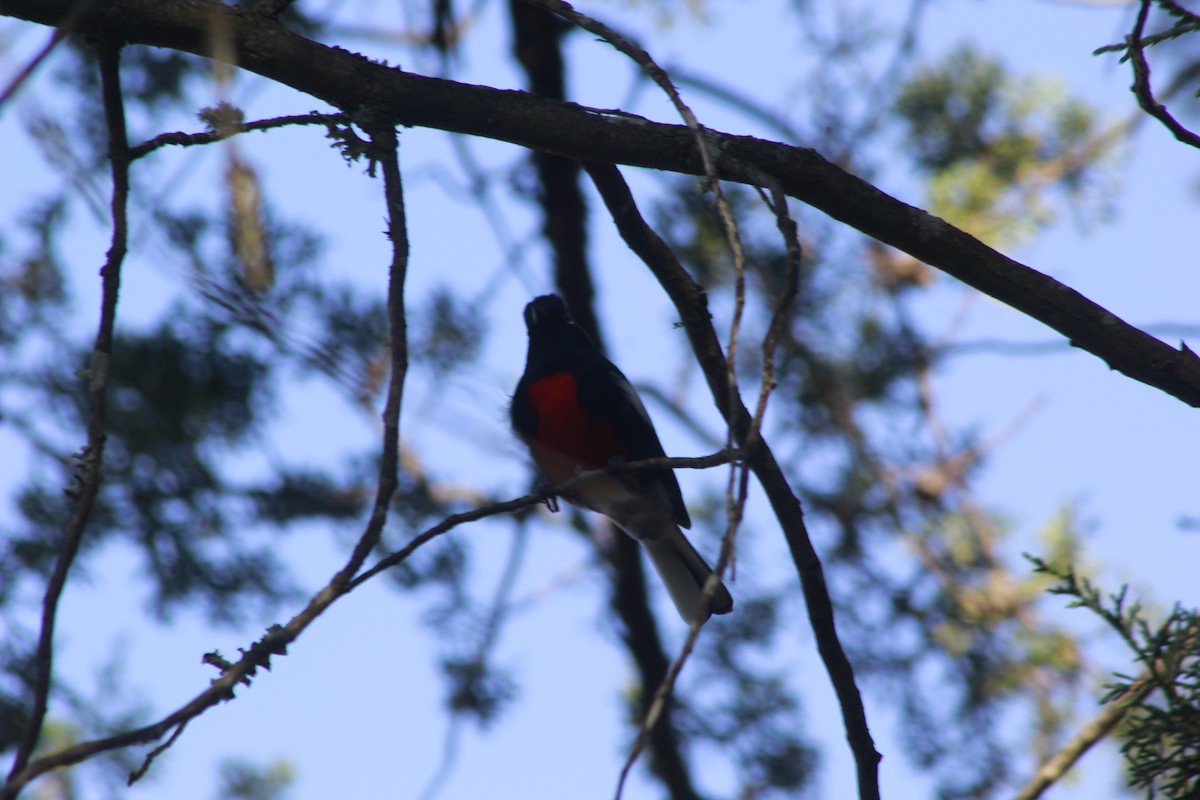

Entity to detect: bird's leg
[534,478,560,513]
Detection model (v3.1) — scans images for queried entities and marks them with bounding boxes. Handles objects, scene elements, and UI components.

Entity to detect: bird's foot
[535,478,560,513]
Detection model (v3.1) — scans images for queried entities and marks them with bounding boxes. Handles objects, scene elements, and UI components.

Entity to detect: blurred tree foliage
[0,1,1195,799]
[216,757,295,800]
[895,46,1102,248]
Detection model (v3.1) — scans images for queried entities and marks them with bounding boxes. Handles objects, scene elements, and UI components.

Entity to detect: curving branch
[582,161,882,800]
[614,173,803,800]
[1126,0,1200,149]
[504,8,703,795]
[4,0,1198,408]
[5,39,130,789]
[0,112,415,800]
[0,450,735,798]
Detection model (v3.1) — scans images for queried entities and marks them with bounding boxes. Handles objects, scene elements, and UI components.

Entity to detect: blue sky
[1,1,1198,798]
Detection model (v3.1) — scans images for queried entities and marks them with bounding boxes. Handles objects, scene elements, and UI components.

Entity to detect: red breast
[525,371,623,474]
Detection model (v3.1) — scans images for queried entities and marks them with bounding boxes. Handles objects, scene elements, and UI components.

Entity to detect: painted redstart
[510,294,733,623]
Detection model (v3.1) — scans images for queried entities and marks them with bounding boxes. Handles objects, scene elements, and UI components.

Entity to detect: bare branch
[518,0,716,182]
[1126,0,1200,149]
[503,21,760,793]
[126,720,188,785]
[1,111,415,800]
[5,0,1200,406]
[0,411,731,798]
[4,39,130,791]
[748,176,802,449]
[619,173,805,800]
[614,570,720,800]
[520,0,751,404]
[583,161,881,800]
[1011,676,1154,800]
[350,450,740,589]
[345,117,410,575]
[129,111,350,160]
[0,0,100,109]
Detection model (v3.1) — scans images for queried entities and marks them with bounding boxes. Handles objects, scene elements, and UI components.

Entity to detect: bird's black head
[521,294,600,363]
[523,294,574,333]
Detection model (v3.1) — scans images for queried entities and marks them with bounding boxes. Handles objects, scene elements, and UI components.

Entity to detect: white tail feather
[642,528,732,624]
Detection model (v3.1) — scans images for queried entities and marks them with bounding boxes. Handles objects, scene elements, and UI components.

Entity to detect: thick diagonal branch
[5,0,1200,407]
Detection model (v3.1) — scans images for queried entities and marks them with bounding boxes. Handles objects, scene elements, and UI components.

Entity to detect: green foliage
[1032,557,1200,800]
[895,47,1104,248]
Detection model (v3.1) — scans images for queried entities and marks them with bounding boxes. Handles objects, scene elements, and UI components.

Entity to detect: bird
[510,294,733,623]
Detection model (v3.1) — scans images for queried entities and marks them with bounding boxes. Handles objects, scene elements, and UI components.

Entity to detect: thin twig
[128,112,350,160]
[4,40,130,793]
[350,450,739,590]
[1,113,413,800]
[613,437,755,800]
[1,449,731,795]
[518,0,708,173]
[505,12,753,788]
[614,580,716,800]
[665,66,805,144]
[126,721,187,785]
[748,177,801,452]
[583,161,881,800]
[0,0,101,110]
[342,117,410,578]
[1126,0,1200,149]
[518,0,750,386]
[613,173,803,800]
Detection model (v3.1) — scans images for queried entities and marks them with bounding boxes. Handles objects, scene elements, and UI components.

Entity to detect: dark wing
[509,372,537,443]
[580,357,691,529]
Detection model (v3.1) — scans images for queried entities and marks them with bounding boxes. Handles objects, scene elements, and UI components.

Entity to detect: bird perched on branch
[510,294,733,623]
